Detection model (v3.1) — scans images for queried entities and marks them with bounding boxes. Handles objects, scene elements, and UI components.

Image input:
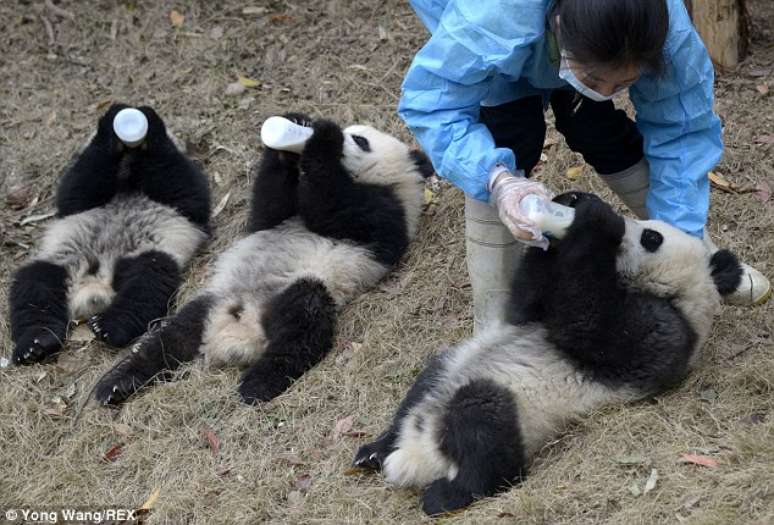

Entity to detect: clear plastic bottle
[113,108,148,147]
[260,116,314,153]
[519,194,575,239]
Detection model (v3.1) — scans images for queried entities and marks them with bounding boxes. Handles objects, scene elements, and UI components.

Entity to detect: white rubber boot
[600,160,771,306]
[465,195,524,334]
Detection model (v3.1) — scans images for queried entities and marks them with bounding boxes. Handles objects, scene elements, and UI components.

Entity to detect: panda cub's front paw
[307,119,344,152]
[282,112,313,128]
[567,193,624,241]
[94,354,153,405]
[12,330,63,365]
[353,434,393,471]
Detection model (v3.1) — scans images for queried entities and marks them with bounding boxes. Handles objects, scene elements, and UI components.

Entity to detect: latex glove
[489,170,554,249]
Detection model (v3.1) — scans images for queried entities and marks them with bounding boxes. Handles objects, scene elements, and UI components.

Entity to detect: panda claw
[369,453,378,461]
[113,385,118,393]
[33,338,40,345]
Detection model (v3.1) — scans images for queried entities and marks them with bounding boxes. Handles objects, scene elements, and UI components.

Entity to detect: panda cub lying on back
[95,115,432,405]
[354,192,742,515]
[9,104,210,365]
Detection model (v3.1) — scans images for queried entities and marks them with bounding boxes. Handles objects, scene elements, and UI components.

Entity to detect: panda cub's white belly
[384,324,639,488]
[200,218,389,368]
[35,194,206,321]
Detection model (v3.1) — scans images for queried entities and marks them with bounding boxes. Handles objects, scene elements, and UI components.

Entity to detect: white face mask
[558,53,627,102]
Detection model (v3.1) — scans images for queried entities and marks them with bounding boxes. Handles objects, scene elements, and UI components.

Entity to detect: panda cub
[8,104,210,365]
[354,192,743,515]
[95,115,432,405]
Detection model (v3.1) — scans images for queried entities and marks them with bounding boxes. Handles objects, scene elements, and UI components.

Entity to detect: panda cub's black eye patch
[640,229,663,252]
[351,134,371,152]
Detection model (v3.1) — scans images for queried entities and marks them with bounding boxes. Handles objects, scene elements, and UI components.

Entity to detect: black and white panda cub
[9,104,210,365]
[354,192,743,515]
[94,115,433,405]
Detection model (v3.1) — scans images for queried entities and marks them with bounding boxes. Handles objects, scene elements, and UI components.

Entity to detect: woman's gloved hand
[489,169,554,249]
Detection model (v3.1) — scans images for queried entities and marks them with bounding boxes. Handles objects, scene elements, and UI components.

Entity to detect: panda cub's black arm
[298,120,409,267]
[56,105,126,217]
[541,195,627,359]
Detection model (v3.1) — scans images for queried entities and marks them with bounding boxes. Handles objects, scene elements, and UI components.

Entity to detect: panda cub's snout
[640,229,664,253]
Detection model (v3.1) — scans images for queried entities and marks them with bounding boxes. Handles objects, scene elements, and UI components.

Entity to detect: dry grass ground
[0,1,772,523]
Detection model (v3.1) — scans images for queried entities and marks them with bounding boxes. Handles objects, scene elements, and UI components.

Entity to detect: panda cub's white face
[342,125,425,186]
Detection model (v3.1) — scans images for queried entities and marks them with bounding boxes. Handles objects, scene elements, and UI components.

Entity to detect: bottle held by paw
[113,108,148,147]
[260,116,314,153]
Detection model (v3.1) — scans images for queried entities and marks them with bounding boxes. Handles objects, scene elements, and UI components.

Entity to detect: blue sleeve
[630,0,722,238]
[398,1,544,201]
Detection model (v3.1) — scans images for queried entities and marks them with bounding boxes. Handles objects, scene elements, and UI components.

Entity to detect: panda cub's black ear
[709,249,743,296]
[410,149,435,179]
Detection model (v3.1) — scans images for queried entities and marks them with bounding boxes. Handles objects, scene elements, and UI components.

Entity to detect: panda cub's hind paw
[94,351,156,405]
[87,312,138,348]
[12,330,63,365]
[421,478,475,517]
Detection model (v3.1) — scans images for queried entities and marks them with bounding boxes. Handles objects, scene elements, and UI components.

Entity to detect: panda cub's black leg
[247,113,311,233]
[353,353,446,470]
[238,278,336,404]
[422,379,526,516]
[10,261,70,365]
[95,295,213,404]
[88,250,180,347]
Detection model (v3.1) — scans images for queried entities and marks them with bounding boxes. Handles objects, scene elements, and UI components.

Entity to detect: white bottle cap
[113,108,148,147]
[260,116,314,154]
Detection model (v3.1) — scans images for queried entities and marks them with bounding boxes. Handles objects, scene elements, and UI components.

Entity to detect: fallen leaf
[278,453,305,466]
[139,487,161,510]
[43,396,68,417]
[210,26,224,39]
[114,424,132,438]
[212,191,231,218]
[20,211,56,226]
[754,181,771,203]
[679,453,718,468]
[756,83,770,95]
[498,512,515,518]
[295,474,313,491]
[333,416,354,439]
[242,6,267,15]
[34,371,48,384]
[755,134,774,144]
[378,25,388,41]
[5,185,34,209]
[270,14,294,24]
[643,468,659,495]
[169,9,185,28]
[102,444,123,463]
[287,490,304,505]
[343,466,366,476]
[748,67,772,77]
[424,188,435,205]
[708,171,734,193]
[699,387,718,402]
[216,465,232,477]
[629,482,642,497]
[238,76,260,88]
[225,82,246,96]
[201,427,221,457]
[566,165,584,180]
[746,413,766,425]
[614,454,649,466]
[309,449,323,461]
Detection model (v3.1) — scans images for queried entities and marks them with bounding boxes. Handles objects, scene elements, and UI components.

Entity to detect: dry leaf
[212,191,231,218]
[424,188,435,205]
[708,171,734,193]
[102,444,123,463]
[278,453,305,466]
[238,76,260,88]
[225,82,246,96]
[629,482,642,497]
[679,453,718,467]
[378,25,388,41]
[287,490,304,505]
[210,26,224,39]
[242,6,267,15]
[295,474,313,491]
[756,83,770,95]
[755,134,774,144]
[566,165,584,180]
[169,10,185,28]
[643,468,659,495]
[270,14,294,24]
[201,427,221,457]
[114,424,132,438]
[343,466,366,476]
[43,396,68,417]
[754,181,771,203]
[139,487,161,510]
[333,416,354,439]
[34,371,48,383]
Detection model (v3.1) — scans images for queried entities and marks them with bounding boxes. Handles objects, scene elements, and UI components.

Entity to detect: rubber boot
[599,160,771,306]
[465,195,524,334]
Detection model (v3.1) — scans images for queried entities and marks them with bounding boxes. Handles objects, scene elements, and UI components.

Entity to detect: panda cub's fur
[354,192,743,516]
[8,104,210,365]
[95,115,432,405]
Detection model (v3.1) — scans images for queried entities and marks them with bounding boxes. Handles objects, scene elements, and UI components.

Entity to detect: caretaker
[399,0,771,331]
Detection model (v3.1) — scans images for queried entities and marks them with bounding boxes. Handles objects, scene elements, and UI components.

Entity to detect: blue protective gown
[400,0,722,237]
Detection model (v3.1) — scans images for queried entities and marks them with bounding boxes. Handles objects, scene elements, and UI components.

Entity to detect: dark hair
[552,0,669,73]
